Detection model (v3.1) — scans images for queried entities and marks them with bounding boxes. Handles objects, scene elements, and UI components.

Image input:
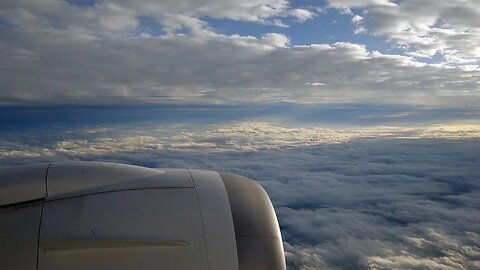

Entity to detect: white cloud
[1,24,478,106]
[0,140,54,158]
[306,82,326,86]
[0,1,478,106]
[328,0,397,8]
[0,0,313,36]
[328,0,480,66]
[286,228,480,269]
[261,33,290,48]
[0,120,479,269]
[1,121,480,159]
[288,8,315,22]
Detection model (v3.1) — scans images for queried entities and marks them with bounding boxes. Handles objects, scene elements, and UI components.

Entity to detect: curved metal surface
[189,169,239,270]
[0,200,43,270]
[219,172,286,270]
[0,162,286,270]
[0,164,49,206]
[46,162,193,200]
[38,189,209,270]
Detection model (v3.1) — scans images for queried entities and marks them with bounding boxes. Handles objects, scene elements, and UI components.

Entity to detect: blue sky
[1,1,480,269]
[204,5,401,54]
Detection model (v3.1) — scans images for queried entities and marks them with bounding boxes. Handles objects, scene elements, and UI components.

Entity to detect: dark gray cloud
[1,120,479,269]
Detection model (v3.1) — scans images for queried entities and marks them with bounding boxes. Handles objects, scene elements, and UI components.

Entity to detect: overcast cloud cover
[1,0,480,269]
[0,0,478,106]
[0,116,479,269]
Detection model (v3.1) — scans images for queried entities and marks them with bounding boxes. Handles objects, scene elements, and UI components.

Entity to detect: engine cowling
[0,161,286,270]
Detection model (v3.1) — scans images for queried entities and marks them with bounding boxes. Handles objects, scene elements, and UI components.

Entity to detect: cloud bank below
[0,120,479,269]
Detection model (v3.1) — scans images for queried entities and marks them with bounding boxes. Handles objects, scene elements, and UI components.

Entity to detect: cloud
[0,120,479,269]
[328,0,397,8]
[261,33,290,48]
[0,25,478,106]
[0,1,478,106]
[0,0,311,36]
[2,121,480,161]
[285,227,480,269]
[287,8,315,22]
[327,0,480,66]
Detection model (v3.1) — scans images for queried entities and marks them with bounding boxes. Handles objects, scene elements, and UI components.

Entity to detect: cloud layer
[1,1,479,268]
[0,0,313,34]
[0,120,479,269]
[0,0,478,106]
[1,121,480,161]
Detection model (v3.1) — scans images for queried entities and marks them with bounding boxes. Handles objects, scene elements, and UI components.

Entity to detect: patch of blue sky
[204,8,402,55]
[288,0,326,8]
[418,52,445,64]
[46,15,69,30]
[272,103,480,127]
[0,17,14,28]
[64,0,97,7]
[134,16,165,36]
[0,104,269,131]
[1,104,478,133]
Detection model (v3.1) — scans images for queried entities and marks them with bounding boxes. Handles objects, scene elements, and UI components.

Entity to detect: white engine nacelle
[0,162,286,270]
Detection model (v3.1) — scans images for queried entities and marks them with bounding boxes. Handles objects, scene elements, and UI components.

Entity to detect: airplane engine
[0,162,286,270]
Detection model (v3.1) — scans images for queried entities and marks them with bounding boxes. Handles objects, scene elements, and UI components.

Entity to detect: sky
[1,0,480,269]
[0,0,479,106]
